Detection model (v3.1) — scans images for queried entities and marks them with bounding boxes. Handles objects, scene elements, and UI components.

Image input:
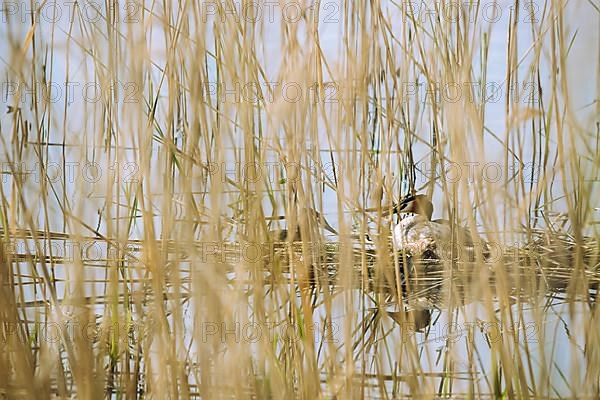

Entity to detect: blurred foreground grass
[0,0,599,398]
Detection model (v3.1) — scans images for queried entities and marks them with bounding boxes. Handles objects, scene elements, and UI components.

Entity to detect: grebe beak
[362,203,398,217]
[310,210,338,235]
[322,217,338,235]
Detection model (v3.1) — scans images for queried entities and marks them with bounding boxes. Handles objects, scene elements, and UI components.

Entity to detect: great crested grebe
[268,209,338,242]
[388,194,488,261]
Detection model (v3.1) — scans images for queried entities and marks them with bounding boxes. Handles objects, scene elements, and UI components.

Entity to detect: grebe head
[396,194,434,220]
[270,209,338,242]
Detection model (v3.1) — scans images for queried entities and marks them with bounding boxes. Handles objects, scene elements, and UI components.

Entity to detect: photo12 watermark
[1,80,140,107]
[0,1,540,26]
[1,317,539,346]
[0,78,539,108]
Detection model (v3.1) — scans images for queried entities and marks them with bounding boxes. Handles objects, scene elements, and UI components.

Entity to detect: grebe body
[390,195,487,261]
